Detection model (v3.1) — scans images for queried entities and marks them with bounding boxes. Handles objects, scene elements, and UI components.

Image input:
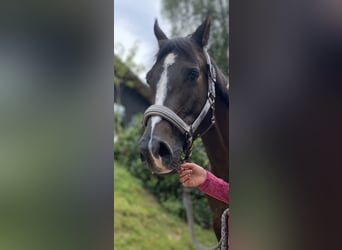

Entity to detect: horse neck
[201,81,229,181]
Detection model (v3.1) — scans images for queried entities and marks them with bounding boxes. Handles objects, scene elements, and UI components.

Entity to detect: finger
[181,162,193,166]
[179,168,190,174]
[180,162,191,168]
[182,177,191,186]
[180,163,194,171]
[183,178,194,187]
[181,172,192,180]
[180,176,190,184]
[179,170,192,178]
[180,174,192,181]
[181,166,192,171]
[182,181,190,187]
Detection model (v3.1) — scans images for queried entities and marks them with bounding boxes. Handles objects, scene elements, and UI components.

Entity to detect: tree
[114,42,149,137]
[161,0,229,76]
[114,42,145,87]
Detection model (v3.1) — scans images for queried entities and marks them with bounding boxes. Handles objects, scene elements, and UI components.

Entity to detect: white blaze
[148,53,176,172]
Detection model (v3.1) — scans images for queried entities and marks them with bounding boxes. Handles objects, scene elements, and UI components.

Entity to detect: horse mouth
[153,167,177,176]
[141,149,182,176]
[146,156,179,175]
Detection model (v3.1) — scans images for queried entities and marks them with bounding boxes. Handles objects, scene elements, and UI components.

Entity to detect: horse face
[139,18,212,175]
[139,52,208,174]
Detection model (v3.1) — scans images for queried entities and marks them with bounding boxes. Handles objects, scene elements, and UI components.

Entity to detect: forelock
[156,38,197,62]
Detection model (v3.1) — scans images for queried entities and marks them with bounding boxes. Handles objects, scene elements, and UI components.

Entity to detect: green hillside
[114,162,217,250]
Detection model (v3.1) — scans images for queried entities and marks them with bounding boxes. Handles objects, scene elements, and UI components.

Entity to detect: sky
[114,0,171,81]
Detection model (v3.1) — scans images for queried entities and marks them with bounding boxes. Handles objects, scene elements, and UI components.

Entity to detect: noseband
[142,49,217,167]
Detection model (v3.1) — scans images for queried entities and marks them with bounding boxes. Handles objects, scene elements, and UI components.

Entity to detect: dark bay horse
[139,17,229,241]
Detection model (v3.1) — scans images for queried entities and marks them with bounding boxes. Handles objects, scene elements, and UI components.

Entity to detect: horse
[139,16,229,242]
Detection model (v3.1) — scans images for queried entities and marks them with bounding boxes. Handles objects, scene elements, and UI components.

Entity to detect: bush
[114,114,213,228]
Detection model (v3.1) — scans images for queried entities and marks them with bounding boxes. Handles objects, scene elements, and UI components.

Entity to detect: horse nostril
[139,138,149,163]
[140,153,146,162]
[158,141,172,159]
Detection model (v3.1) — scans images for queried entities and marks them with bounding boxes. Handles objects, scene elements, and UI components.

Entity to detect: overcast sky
[114,0,171,81]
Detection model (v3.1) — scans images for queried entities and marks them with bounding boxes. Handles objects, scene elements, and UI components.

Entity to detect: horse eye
[188,70,199,81]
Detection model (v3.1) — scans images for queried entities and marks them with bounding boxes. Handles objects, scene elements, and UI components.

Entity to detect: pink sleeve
[198,171,229,204]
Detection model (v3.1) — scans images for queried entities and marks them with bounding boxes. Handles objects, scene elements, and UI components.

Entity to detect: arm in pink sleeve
[198,171,229,204]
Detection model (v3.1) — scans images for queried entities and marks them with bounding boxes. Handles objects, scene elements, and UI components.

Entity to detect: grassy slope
[114,162,217,250]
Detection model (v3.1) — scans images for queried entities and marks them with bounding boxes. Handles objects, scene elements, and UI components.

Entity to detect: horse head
[139,17,215,175]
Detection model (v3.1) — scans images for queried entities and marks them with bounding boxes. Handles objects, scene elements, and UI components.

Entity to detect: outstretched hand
[179,162,207,187]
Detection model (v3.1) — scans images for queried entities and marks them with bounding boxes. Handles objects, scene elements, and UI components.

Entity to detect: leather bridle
[142,49,217,171]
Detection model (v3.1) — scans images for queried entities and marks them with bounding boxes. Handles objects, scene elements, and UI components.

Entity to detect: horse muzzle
[139,136,180,175]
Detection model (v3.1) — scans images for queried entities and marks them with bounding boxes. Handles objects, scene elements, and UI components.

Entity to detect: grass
[114,162,217,250]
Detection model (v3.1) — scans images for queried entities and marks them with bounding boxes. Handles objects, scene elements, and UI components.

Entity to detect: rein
[183,188,229,250]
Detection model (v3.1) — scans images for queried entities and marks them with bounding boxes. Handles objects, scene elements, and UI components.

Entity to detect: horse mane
[156,38,195,62]
[210,57,229,107]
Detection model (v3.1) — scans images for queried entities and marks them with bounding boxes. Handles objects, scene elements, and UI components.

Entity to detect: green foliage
[114,104,124,138]
[114,114,213,228]
[161,0,229,75]
[114,42,146,137]
[114,162,217,249]
[114,42,145,86]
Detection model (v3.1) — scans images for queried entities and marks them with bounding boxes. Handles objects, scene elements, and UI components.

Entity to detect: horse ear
[191,16,211,48]
[154,19,168,47]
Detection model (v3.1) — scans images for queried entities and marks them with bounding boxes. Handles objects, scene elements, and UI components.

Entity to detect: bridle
[142,49,217,171]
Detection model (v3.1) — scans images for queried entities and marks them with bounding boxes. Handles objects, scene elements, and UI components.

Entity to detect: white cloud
[114,0,171,81]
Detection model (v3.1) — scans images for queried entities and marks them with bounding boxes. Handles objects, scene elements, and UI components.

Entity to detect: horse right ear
[192,16,211,48]
[154,19,168,47]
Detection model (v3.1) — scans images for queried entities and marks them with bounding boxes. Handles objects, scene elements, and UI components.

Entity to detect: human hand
[179,162,207,187]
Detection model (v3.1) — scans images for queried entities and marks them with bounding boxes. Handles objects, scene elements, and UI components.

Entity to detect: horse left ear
[154,19,168,47]
[191,16,211,48]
